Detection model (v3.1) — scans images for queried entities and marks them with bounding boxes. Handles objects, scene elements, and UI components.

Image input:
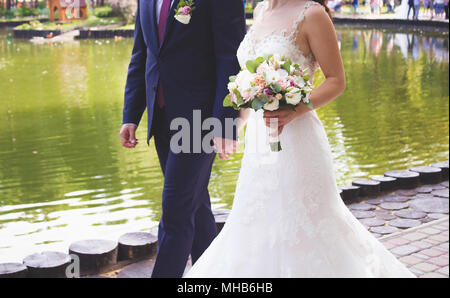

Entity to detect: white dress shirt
[123,0,175,128]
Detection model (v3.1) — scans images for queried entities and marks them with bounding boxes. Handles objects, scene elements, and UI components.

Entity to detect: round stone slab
[23,251,71,278]
[410,198,449,214]
[432,189,449,199]
[428,213,448,220]
[69,239,118,275]
[351,210,376,219]
[365,198,383,205]
[371,226,399,235]
[385,170,420,189]
[415,186,433,194]
[379,202,409,211]
[118,232,157,261]
[359,218,385,227]
[440,181,449,188]
[410,166,442,184]
[430,161,449,179]
[382,195,410,203]
[394,210,427,219]
[352,179,381,197]
[375,211,397,221]
[339,186,361,202]
[395,189,417,197]
[371,175,398,191]
[389,218,422,229]
[349,203,376,211]
[0,263,28,278]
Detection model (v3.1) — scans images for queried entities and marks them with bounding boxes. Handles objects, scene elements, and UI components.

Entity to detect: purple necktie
[156,0,171,108]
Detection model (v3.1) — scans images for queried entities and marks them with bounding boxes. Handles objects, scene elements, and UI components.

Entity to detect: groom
[120,0,246,277]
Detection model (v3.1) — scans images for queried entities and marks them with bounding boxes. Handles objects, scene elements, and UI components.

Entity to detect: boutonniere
[174,0,195,25]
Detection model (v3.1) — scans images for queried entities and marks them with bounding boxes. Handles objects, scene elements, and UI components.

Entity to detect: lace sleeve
[292,1,326,37]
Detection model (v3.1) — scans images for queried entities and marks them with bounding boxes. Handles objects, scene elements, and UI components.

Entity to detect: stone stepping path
[380,217,449,278]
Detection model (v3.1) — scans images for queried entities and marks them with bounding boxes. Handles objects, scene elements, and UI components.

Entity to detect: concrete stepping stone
[351,210,376,219]
[416,186,433,193]
[352,179,381,197]
[394,210,427,219]
[410,198,449,214]
[423,184,446,190]
[0,263,28,278]
[375,211,397,221]
[339,186,360,202]
[360,218,385,227]
[379,202,409,211]
[440,181,449,188]
[23,251,71,278]
[349,203,375,211]
[371,226,399,235]
[432,189,449,199]
[371,175,398,191]
[69,239,118,275]
[365,198,383,205]
[430,161,449,180]
[118,232,157,261]
[389,218,422,229]
[395,189,417,197]
[385,170,420,189]
[382,195,410,203]
[117,259,155,278]
[410,166,442,184]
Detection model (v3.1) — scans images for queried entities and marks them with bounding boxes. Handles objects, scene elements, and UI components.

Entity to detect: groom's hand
[120,124,139,149]
[213,137,238,160]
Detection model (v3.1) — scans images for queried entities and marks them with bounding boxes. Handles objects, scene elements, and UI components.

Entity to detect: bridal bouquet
[223,54,314,152]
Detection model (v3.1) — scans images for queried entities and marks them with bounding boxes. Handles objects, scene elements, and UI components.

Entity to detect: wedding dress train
[185,1,415,278]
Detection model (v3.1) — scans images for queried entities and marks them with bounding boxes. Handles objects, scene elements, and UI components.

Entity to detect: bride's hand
[263,105,307,135]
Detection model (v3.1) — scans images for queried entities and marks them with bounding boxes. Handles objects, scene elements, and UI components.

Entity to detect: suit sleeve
[211,0,246,140]
[122,1,147,126]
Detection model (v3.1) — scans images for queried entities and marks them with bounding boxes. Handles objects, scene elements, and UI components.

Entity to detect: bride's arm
[299,6,346,112]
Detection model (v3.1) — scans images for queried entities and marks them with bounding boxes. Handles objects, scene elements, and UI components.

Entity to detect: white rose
[263,98,279,111]
[285,87,303,105]
[293,76,305,88]
[235,70,254,93]
[303,92,311,103]
[276,68,289,78]
[265,70,280,84]
[175,14,191,24]
[227,82,237,91]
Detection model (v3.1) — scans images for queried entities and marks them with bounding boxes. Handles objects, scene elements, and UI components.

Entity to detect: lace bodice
[237,0,325,78]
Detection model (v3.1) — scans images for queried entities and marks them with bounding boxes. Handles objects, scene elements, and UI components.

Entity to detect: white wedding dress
[186,1,415,278]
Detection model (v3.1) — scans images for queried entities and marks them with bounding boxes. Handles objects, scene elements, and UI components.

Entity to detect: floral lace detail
[237,0,324,79]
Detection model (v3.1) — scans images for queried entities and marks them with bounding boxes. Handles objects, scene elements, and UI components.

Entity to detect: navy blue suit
[122,0,245,277]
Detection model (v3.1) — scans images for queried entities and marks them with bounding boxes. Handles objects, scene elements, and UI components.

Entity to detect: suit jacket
[122,0,246,145]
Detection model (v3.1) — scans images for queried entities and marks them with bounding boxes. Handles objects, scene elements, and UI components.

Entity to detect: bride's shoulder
[301,2,330,22]
[253,0,267,20]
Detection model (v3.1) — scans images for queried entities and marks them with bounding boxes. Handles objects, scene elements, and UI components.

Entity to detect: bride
[185,0,415,278]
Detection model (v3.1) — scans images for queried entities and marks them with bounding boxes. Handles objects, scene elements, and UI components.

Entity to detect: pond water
[0,27,448,262]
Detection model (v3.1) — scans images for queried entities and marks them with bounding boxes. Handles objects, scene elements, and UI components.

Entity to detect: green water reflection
[0,27,448,262]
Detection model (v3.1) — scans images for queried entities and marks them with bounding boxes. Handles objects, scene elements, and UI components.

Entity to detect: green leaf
[270,84,282,93]
[258,94,269,104]
[303,101,314,109]
[251,99,264,111]
[246,60,258,73]
[229,75,236,82]
[236,96,244,106]
[255,56,265,64]
[223,94,232,107]
[281,61,291,73]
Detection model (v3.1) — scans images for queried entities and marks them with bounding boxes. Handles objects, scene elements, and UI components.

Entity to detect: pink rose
[179,6,191,15]
[230,92,237,104]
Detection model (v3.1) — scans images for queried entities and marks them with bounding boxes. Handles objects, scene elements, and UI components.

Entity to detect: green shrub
[17,6,39,17]
[94,6,114,18]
